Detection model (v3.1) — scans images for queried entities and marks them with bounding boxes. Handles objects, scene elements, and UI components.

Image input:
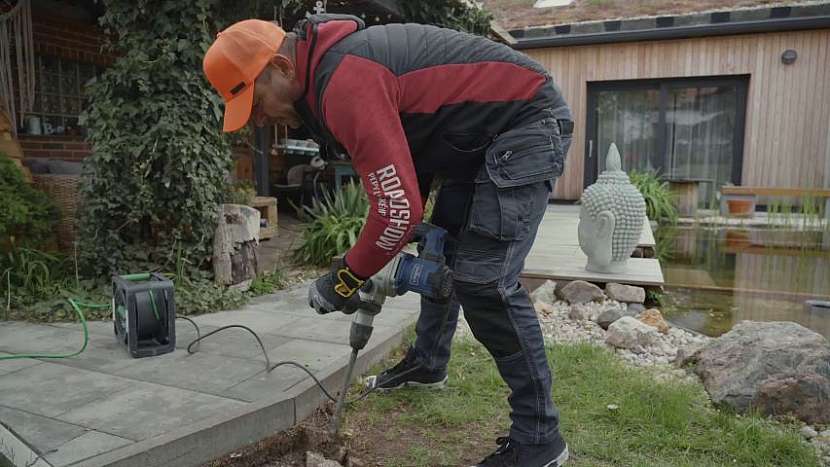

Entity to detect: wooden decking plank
[523,206,665,286]
[536,211,655,247]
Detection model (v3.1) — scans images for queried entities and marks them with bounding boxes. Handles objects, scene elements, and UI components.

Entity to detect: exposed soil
[206,407,495,467]
[205,402,486,467]
[205,406,345,467]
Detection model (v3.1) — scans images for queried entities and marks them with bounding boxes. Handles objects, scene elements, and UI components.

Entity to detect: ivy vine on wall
[78,0,232,276]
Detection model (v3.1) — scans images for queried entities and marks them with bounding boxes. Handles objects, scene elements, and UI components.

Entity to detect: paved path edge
[29,318,414,467]
[1,420,52,467]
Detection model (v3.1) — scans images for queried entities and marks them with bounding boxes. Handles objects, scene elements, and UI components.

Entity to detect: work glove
[308,258,365,315]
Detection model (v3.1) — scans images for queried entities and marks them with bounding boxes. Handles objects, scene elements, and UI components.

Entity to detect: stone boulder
[687,321,830,424]
[530,280,557,305]
[605,283,646,303]
[559,280,604,304]
[597,302,642,330]
[306,451,342,467]
[570,300,622,321]
[597,307,624,330]
[638,309,670,334]
[626,303,646,314]
[605,316,660,353]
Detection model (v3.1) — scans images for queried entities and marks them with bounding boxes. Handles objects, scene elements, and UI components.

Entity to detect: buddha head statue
[578,143,646,273]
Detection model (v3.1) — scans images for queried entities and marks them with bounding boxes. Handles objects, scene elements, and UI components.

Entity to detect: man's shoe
[365,348,448,391]
[472,436,568,467]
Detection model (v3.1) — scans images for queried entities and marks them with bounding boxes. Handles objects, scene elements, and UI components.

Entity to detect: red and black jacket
[292,14,570,279]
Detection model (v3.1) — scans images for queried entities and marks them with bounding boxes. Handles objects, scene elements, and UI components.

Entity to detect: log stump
[213,204,261,289]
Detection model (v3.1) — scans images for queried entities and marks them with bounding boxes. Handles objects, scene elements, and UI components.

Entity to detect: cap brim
[222,84,255,132]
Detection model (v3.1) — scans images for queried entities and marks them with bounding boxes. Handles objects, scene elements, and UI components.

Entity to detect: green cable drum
[112,273,176,358]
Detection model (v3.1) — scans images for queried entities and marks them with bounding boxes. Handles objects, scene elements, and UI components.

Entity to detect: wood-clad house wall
[523,29,830,200]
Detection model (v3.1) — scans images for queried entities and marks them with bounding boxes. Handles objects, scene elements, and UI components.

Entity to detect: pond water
[659,226,830,339]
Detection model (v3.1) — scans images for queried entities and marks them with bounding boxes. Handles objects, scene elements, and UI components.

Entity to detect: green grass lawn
[345,338,819,466]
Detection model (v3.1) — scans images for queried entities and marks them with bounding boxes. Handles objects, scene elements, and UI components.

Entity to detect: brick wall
[31,13,114,66]
[16,13,110,161]
[18,135,91,161]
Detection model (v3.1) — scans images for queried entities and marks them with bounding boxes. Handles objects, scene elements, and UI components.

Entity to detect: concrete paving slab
[0,323,86,356]
[0,420,48,467]
[79,397,295,467]
[267,316,375,344]
[266,339,351,372]
[31,331,144,375]
[222,363,309,402]
[46,430,132,467]
[47,321,113,337]
[0,406,86,457]
[0,352,42,376]
[59,382,248,441]
[174,323,292,360]
[101,351,270,397]
[190,309,301,334]
[0,364,133,418]
[0,283,419,467]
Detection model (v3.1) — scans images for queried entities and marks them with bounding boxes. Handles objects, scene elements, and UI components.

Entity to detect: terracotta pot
[726,199,754,217]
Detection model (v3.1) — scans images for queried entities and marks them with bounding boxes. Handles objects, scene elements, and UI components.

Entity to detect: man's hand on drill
[308,258,365,314]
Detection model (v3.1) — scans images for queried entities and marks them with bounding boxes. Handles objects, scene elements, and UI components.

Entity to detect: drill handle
[411,223,448,263]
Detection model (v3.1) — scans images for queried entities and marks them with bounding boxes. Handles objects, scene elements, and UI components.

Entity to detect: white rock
[802,426,819,439]
[530,280,557,305]
[605,317,661,353]
[306,451,342,467]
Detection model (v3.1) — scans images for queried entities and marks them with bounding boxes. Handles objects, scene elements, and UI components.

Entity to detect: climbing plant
[78,0,232,276]
[0,152,56,248]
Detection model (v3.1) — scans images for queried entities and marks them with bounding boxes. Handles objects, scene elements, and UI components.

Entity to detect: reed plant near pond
[629,170,679,225]
[766,197,827,231]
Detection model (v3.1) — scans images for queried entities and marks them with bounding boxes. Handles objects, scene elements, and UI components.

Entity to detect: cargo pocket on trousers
[452,233,508,285]
[467,176,536,242]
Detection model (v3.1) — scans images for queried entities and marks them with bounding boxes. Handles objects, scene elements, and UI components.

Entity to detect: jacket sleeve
[321,55,424,279]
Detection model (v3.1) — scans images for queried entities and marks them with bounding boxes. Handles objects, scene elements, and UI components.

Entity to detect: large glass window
[587,77,748,208]
[20,55,101,136]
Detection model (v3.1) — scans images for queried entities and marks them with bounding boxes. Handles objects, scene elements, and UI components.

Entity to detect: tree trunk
[213,204,260,289]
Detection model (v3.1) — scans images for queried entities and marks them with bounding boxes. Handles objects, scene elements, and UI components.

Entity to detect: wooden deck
[522,205,665,287]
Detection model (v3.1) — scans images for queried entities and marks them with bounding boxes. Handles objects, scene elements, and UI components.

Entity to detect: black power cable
[182,321,379,405]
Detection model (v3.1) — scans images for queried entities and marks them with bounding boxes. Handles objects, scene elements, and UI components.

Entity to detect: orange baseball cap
[203,20,286,132]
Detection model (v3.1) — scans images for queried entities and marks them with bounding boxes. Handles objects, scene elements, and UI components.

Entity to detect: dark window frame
[584,75,749,189]
[20,54,102,136]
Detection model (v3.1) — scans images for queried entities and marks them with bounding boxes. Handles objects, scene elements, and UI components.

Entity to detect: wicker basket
[31,174,82,251]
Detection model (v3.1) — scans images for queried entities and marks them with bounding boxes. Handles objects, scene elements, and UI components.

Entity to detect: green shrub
[0,153,57,247]
[629,170,679,224]
[247,270,286,296]
[293,182,369,266]
[224,180,256,206]
[174,277,247,316]
[77,0,232,277]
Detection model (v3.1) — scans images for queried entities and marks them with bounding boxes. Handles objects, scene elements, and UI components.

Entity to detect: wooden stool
[251,196,278,240]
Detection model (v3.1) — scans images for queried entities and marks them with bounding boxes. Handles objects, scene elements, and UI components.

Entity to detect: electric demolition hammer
[329,223,453,434]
